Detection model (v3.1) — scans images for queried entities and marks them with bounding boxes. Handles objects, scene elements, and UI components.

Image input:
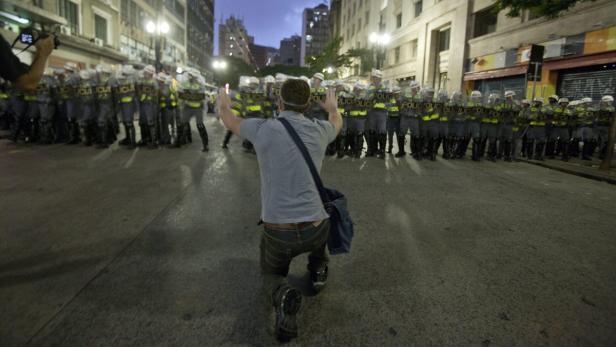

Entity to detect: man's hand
[216,88,231,115]
[217,88,242,135]
[34,35,55,58]
[319,87,338,115]
[320,87,343,135]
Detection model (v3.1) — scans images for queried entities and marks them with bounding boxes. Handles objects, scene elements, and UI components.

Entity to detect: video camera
[13,27,61,51]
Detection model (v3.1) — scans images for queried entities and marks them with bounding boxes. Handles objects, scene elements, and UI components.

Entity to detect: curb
[520,159,616,185]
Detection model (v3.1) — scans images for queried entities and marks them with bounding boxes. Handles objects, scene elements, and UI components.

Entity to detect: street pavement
[1,115,615,346]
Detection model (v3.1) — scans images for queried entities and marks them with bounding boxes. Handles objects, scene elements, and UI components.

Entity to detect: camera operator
[0,33,55,91]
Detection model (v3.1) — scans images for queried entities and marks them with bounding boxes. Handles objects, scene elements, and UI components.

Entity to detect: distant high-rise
[250,44,279,70]
[279,35,302,66]
[301,3,330,66]
[219,16,256,66]
[186,0,215,75]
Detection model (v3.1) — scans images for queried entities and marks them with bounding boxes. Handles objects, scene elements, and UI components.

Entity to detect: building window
[410,39,418,58]
[365,10,369,24]
[396,13,402,28]
[58,0,79,34]
[395,46,401,64]
[439,72,448,90]
[94,14,108,43]
[358,18,362,30]
[473,6,498,38]
[414,1,423,17]
[438,28,450,52]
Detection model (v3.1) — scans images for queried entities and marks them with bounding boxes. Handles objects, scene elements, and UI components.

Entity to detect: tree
[494,0,596,18]
[306,37,353,78]
[212,57,257,89]
[347,48,374,76]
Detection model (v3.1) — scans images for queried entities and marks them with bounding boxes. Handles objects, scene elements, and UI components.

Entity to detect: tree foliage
[494,0,596,18]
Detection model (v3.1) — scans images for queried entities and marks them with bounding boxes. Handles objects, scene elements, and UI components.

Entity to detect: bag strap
[277,117,329,203]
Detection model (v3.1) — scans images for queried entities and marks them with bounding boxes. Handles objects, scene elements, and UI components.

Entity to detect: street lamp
[369,32,391,70]
[145,20,170,72]
[326,66,335,74]
[212,60,227,70]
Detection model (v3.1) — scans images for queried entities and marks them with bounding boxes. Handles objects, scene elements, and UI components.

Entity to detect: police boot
[148,125,158,149]
[119,123,130,146]
[386,132,394,154]
[81,125,92,146]
[479,138,487,158]
[186,124,193,143]
[377,134,386,159]
[488,140,497,162]
[355,133,364,158]
[365,131,375,157]
[222,130,232,149]
[471,138,480,161]
[138,124,149,147]
[561,141,569,162]
[535,142,545,161]
[197,123,209,152]
[395,134,406,157]
[589,140,598,158]
[433,137,441,158]
[546,140,556,159]
[414,137,424,161]
[96,125,109,149]
[526,140,534,159]
[504,141,512,162]
[11,119,22,143]
[497,140,505,160]
[67,121,79,144]
[337,135,346,158]
[40,122,53,145]
[126,124,136,149]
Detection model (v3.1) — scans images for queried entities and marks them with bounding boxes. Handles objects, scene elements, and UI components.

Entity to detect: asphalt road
[1,115,615,346]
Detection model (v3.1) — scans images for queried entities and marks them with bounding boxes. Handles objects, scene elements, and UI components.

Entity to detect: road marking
[359,161,367,171]
[437,157,459,169]
[90,147,113,165]
[123,148,139,168]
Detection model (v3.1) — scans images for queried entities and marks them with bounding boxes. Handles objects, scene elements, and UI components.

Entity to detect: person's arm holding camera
[0,34,55,91]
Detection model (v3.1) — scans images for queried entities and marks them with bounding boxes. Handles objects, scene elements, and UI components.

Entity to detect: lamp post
[369,32,391,70]
[146,20,170,72]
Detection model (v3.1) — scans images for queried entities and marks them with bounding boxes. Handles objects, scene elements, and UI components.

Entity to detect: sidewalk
[520,156,616,185]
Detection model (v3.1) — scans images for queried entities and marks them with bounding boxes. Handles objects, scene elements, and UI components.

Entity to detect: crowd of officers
[2,66,614,163]
[0,63,212,151]
[219,69,615,162]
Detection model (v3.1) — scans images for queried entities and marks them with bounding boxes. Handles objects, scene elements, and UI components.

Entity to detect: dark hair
[280,79,311,113]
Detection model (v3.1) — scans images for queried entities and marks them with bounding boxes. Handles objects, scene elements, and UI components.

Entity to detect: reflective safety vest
[596,106,615,126]
[388,98,399,117]
[139,80,157,103]
[482,104,501,124]
[552,106,568,127]
[169,90,178,108]
[421,102,436,121]
[528,106,546,126]
[0,92,8,99]
[576,106,594,126]
[465,102,483,121]
[367,85,389,110]
[117,80,135,104]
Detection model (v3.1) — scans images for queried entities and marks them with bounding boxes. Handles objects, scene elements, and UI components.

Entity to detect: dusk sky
[214,0,328,54]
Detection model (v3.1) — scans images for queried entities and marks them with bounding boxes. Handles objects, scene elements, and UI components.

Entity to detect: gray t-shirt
[240,110,337,224]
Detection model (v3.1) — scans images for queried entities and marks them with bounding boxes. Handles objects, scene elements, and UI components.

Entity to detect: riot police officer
[596,95,614,159]
[221,80,246,149]
[53,68,69,143]
[116,65,137,148]
[137,65,159,148]
[544,94,559,157]
[62,62,82,144]
[576,97,596,160]
[513,99,530,161]
[386,86,401,155]
[464,91,484,161]
[365,69,388,158]
[347,83,368,158]
[419,87,437,161]
[178,68,208,152]
[499,91,520,162]
[434,89,450,159]
[449,91,466,159]
[156,72,172,146]
[526,97,547,160]
[550,97,570,161]
[335,81,352,158]
[94,65,117,148]
[36,69,58,144]
[398,81,422,159]
[77,69,96,146]
[481,93,502,161]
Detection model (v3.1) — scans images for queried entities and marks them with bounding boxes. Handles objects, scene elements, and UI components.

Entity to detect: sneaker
[310,266,328,293]
[274,287,302,342]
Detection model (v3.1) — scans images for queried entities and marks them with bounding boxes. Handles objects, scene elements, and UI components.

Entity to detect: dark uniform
[526,100,548,160]
[95,73,117,148]
[399,89,422,159]
[498,99,520,161]
[365,84,389,158]
[386,93,400,155]
[35,74,58,144]
[464,92,484,161]
[347,87,368,158]
[419,88,437,161]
